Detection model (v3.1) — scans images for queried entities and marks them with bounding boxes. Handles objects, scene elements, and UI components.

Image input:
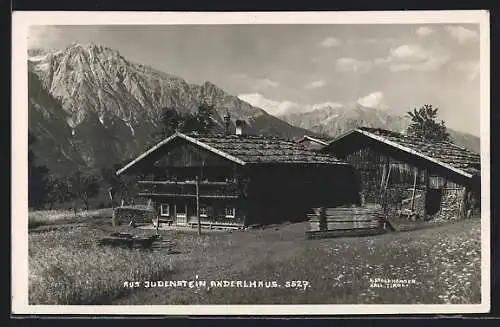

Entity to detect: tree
[156,103,216,140]
[45,176,71,210]
[158,107,182,138]
[101,164,139,207]
[28,132,51,209]
[101,166,121,189]
[190,103,216,133]
[65,171,101,215]
[81,174,100,211]
[406,104,451,142]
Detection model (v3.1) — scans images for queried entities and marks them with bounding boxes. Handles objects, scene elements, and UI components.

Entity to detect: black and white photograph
[12,11,490,315]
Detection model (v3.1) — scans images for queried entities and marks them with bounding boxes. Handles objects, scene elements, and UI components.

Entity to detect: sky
[28,24,481,136]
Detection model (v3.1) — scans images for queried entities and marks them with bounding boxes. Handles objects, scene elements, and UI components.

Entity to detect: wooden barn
[321,127,481,220]
[116,129,361,229]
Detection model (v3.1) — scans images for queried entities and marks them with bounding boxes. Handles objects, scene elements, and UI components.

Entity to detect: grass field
[28,210,482,305]
[28,209,113,229]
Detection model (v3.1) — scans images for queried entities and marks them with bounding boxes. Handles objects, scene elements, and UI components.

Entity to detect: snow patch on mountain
[125,121,136,136]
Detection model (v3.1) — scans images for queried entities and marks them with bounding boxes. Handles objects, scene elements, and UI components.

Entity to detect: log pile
[399,189,426,220]
[306,205,392,239]
[434,189,464,221]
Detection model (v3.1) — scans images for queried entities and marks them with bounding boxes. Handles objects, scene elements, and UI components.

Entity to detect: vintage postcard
[12,11,490,315]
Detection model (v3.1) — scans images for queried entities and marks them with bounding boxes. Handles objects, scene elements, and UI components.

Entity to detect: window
[160,204,169,217]
[199,205,209,217]
[429,175,445,189]
[225,206,236,218]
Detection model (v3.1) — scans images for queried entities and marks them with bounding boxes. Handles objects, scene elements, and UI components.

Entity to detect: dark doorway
[425,189,443,215]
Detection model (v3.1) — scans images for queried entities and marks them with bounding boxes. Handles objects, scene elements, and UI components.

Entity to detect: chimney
[235,119,246,136]
[223,111,231,135]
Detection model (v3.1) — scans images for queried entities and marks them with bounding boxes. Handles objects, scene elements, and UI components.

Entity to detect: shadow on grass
[389,216,480,234]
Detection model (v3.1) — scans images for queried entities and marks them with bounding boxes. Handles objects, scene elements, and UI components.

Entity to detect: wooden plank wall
[153,141,234,168]
[344,146,463,195]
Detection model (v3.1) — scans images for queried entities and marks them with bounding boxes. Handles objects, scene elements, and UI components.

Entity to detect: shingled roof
[328,127,481,178]
[116,132,348,175]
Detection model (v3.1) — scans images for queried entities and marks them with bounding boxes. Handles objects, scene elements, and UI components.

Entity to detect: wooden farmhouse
[321,127,481,220]
[116,128,361,229]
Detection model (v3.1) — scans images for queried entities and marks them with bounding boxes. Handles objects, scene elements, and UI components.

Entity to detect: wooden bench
[152,218,174,227]
[188,221,243,230]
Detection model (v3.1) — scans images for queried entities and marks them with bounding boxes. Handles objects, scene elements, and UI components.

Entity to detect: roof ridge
[350,128,479,178]
[117,130,351,175]
[356,126,405,137]
[194,132,298,143]
[358,127,479,155]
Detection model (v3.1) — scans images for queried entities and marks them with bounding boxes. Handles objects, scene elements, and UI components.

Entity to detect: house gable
[152,138,236,168]
[116,133,244,176]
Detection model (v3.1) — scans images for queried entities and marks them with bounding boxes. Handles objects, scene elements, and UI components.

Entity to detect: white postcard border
[12,10,491,315]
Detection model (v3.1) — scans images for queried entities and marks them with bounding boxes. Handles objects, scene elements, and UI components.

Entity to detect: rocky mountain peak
[28,43,313,175]
[64,42,119,56]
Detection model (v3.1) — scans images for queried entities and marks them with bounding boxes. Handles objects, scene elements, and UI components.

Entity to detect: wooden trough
[305,205,393,239]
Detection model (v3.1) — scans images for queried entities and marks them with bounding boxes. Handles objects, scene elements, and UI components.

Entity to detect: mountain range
[239,94,481,153]
[28,43,314,176]
[27,43,480,178]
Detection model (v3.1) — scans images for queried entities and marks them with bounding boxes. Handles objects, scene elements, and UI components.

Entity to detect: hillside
[28,43,314,176]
